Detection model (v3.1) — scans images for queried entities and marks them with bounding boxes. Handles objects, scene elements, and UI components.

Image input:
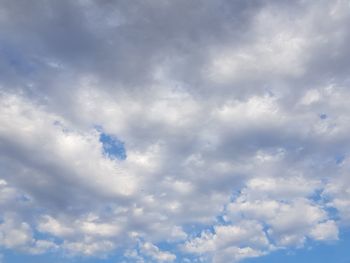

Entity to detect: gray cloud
[1,0,350,262]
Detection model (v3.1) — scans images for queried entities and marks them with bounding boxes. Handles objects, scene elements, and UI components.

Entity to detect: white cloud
[184,220,270,262]
[1,0,350,262]
[226,178,338,248]
[38,215,74,237]
[0,215,33,249]
[309,220,339,241]
[140,242,176,263]
[0,213,58,255]
[62,239,116,256]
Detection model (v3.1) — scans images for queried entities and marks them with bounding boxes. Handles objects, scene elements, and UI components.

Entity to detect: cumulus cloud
[140,242,176,263]
[1,0,350,262]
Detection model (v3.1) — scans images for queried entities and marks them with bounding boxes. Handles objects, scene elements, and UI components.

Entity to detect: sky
[1,0,350,262]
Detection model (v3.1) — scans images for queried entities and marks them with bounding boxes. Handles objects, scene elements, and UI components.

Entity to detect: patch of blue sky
[95,126,126,160]
[0,250,126,263]
[32,229,63,245]
[335,154,345,165]
[133,240,199,263]
[1,249,180,263]
[4,229,350,263]
[182,222,215,239]
[244,228,350,263]
[0,250,61,263]
[308,189,340,221]
[308,188,325,203]
[173,253,202,263]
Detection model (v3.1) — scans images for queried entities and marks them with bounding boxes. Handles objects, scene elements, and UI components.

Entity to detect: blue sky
[2,230,350,263]
[99,130,127,160]
[247,230,350,263]
[1,0,350,262]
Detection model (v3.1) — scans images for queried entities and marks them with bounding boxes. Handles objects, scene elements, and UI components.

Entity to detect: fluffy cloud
[140,242,176,263]
[1,0,350,262]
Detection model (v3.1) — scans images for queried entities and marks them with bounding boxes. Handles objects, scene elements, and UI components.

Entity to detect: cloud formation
[1,0,350,262]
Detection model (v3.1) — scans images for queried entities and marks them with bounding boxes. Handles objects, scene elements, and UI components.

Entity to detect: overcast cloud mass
[1,0,350,262]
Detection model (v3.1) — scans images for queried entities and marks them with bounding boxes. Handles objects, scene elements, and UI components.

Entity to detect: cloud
[1,0,350,262]
[140,242,176,263]
[0,213,58,255]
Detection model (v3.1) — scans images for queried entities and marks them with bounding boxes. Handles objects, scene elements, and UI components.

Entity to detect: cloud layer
[1,0,350,262]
